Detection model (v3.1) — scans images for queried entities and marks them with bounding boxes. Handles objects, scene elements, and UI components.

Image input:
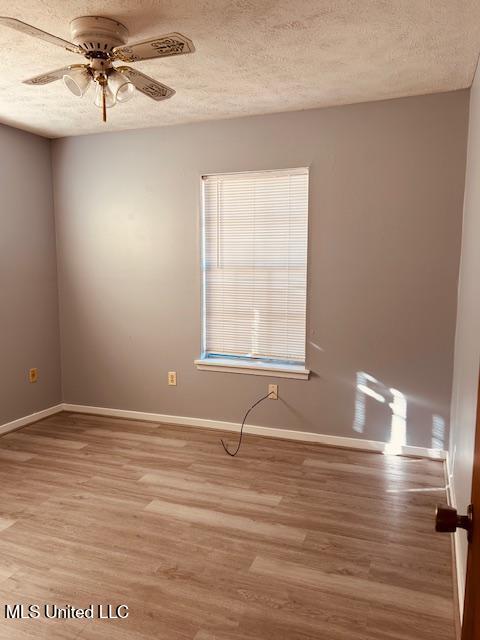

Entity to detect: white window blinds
[201,168,309,364]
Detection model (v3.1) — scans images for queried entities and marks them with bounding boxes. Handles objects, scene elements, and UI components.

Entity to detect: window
[195,168,309,379]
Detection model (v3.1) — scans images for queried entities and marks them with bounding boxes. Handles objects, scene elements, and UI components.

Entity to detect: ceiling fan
[0,16,195,122]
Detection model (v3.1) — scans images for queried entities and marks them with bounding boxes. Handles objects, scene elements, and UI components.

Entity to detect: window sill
[194,358,310,380]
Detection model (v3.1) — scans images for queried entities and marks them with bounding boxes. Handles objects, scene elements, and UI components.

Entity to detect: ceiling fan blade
[113,32,194,62]
[117,66,175,101]
[0,17,83,54]
[23,65,86,86]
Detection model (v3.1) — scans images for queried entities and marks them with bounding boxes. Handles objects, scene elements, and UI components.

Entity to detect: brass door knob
[435,503,473,543]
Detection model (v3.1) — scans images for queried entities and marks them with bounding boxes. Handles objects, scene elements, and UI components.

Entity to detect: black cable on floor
[221,392,274,457]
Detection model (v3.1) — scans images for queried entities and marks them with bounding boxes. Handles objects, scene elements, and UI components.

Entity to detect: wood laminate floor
[0,412,455,640]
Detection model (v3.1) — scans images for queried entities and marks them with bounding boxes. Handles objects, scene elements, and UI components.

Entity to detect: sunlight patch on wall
[353,372,385,433]
[383,387,407,455]
[353,371,446,455]
[432,414,445,450]
[353,371,406,454]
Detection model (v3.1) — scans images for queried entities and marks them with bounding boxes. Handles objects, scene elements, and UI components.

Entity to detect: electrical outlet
[268,384,278,399]
[168,371,177,386]
[28,368,38,384]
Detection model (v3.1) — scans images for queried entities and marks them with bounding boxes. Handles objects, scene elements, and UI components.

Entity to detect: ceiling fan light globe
[94,82,116,109]
[116,82,135,103]
[109,69,135,103]
[63,68,90,97]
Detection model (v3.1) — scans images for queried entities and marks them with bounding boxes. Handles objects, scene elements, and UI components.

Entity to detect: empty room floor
[0,413,455,640]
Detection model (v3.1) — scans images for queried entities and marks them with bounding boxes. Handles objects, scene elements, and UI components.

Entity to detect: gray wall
[449,69,480,604]
[52,91,468,449]
[0,124,61,424]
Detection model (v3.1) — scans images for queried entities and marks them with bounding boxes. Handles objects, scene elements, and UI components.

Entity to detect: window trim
[197,166,310,378]
[194,357,310,380]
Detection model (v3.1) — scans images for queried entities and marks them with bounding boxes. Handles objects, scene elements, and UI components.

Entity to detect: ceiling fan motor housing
[70,16,128,56]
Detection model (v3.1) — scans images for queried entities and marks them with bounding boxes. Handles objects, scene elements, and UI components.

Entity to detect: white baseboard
[445,452,465,625]
[62,403,446,460]
[0,404,64,436]
[1,402,448,462]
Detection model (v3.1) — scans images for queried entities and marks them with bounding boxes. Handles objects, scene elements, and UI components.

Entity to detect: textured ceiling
[0,1,479,138]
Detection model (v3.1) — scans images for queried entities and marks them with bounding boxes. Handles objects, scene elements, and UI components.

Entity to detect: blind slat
[201,168,309,363]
